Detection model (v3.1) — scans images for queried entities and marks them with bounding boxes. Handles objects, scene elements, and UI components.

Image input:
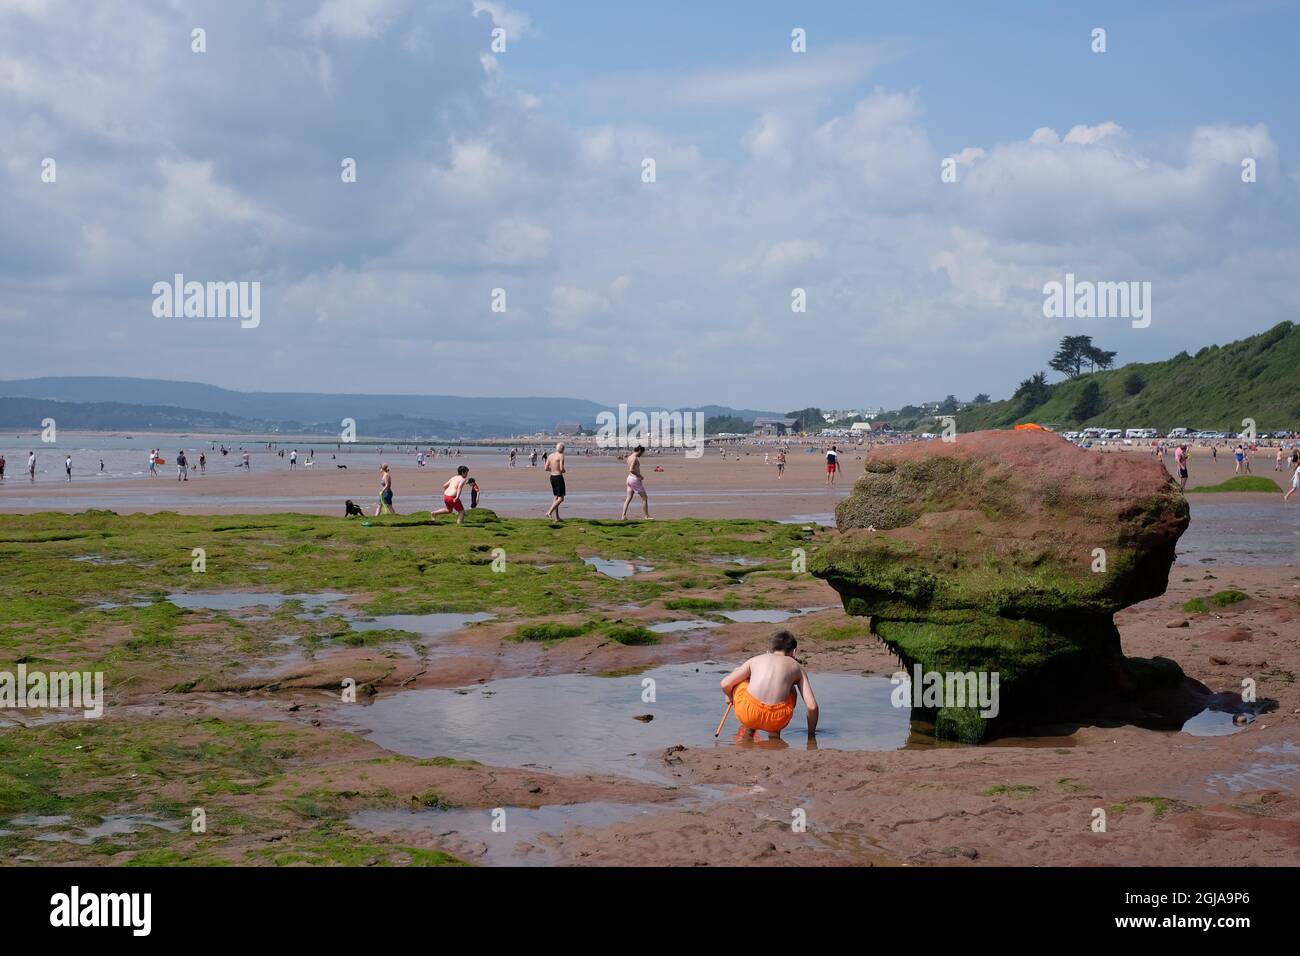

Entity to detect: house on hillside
[752,417,799,436]
[554,421,584,435]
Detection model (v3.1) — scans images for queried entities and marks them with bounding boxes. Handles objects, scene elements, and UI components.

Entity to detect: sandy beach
[1,437,1291,520]
[2,433,1297,867]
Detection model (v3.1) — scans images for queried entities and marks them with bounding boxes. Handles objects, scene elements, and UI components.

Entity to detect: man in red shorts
[431,464,469,524]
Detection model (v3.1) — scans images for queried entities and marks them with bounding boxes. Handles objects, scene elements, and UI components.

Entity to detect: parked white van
[1126,428,1158,439]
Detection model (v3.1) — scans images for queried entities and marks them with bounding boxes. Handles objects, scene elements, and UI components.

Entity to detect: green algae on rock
[811,429,1192,741]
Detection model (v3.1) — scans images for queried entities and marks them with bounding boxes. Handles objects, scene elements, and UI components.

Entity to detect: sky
[1,0,1298,411]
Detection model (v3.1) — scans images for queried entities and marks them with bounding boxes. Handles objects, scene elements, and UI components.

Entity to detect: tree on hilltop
[1050,335,1117,377]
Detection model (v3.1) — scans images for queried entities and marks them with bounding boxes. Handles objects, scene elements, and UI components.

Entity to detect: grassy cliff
[944,321,1299,433]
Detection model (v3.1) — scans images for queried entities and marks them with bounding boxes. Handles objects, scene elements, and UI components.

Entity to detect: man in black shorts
[545,441,566,521]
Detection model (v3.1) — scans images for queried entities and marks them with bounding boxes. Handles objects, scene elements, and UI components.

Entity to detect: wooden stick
[714,700,733,737]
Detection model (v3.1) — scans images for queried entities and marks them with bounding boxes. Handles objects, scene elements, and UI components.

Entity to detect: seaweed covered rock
[810,429,1192,741]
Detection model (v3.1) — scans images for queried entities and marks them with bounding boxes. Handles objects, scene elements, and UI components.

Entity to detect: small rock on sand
[1204,625,1252,643]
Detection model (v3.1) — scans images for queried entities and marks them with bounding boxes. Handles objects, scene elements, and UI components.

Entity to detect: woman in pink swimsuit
[621,445,650,520]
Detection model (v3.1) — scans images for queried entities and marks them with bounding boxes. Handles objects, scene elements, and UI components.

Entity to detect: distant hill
[0,378,779,438]
[945,321,1300,434]
[0,397,281,433]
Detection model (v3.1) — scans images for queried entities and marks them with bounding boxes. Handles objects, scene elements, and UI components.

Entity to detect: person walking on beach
[776,448,786,479]
[176,450,188,481]
[545,442,566,521]
[825,445,840,486]
[0,454,6,480]
[1276,447,1284,472]
[198,452,206,475]
[99,458,104,474]
[621,445,650,520]
[374,463,396,516]
[1234,444,1245,474]
[28,451,36,482]
[65,455,72,482]
[1285,459,1300,503]
[431,465,469,525]
[242,451,251,471]
[719,631,819,741]
[1173,443,1189,491]
[148,450,157,477]
[290,449,297,470]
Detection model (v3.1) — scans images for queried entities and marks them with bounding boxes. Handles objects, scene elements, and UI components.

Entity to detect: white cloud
[1063,121,1122,145]
[761,240,827,279]
[583,42,892,111]
[471,1,534,40]
[548,284,608,330]
[743,113,789,159]
[305,0,408,40]
[484,218,552,264]
[0,5,1294,410]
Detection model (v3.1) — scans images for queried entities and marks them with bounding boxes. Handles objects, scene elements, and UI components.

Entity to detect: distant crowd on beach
[7,429,1298,505]
[356,441,659,524]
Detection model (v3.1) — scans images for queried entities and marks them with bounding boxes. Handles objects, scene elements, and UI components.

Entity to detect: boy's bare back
[744,652,803,705]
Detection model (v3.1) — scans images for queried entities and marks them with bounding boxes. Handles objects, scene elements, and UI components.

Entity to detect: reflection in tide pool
[339,662,910,781]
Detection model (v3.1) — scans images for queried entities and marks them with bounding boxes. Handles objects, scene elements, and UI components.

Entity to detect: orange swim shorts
[732,680,796,734]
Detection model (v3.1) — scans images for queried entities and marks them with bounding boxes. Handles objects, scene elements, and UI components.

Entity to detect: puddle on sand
[779,512,837,526]
[1180,708,1253,737]
[350,800,671,866]
[239,615,496,678]
[7,812,182,845]
[166,591,349,611]
[7,814,72,827]
[1204,742,1300,794]
[719,606,830,624]
[1177,501,1300,566]
[649,620,723,634]
[338,662,910,782]
[583,557,655,580]
[350,612,494,639]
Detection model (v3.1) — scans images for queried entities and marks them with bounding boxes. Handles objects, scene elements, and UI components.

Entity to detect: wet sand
[0,443,856,519]
[3,438,1292,520]
[57,559,1297,867]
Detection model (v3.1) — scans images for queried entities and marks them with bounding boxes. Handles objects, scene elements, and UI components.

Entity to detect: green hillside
[946,321,1300,434]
